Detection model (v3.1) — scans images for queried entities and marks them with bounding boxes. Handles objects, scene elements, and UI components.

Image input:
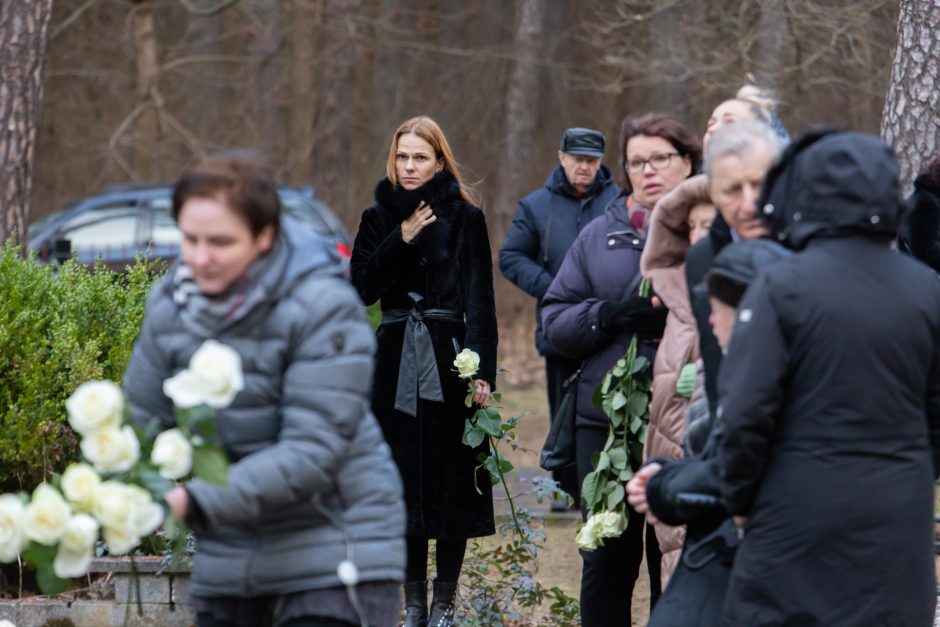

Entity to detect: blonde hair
[385,116,478,206]
[735,85,781,116]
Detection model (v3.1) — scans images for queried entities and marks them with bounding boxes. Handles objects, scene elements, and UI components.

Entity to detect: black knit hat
[559,127,606,157]
[693,239,792,304]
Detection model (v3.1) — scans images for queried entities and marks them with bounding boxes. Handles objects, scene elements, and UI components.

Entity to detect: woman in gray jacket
[124,152,405,627]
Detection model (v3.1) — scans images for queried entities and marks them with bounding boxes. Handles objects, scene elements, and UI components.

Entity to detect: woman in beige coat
[639,174,712,586]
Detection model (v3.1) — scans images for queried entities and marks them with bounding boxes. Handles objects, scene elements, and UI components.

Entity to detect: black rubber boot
[403,580,428,627]
[427,580,458,627]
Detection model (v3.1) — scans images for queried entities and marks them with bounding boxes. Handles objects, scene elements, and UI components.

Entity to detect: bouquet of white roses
[576,281,653,551]
[0,339,240,594]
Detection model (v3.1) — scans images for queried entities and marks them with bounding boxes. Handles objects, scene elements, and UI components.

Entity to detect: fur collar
[374,169,462,222]
[374,169,466,266]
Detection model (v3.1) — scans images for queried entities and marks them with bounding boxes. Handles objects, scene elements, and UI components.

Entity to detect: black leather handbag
[539,368,580,471]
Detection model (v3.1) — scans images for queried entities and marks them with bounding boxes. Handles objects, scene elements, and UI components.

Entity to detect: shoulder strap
[621,271,644,301]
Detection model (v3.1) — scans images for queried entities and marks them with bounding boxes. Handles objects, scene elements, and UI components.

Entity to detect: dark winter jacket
[898,173,940,273]
[351,170,497,539]
[499,164,620,356]
[124,222,406,598]
[716,237,940,626]
[645,450,732,627]
[540,193,656,429]
[685,212,733,413]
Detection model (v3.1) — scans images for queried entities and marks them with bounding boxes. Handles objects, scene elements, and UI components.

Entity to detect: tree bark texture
[881,0,940,195]
[0,0,54,246]
[131,1,161,179]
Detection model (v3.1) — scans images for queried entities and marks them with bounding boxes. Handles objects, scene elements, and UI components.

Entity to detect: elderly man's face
[558,152,602,193]
[708,146,775,240]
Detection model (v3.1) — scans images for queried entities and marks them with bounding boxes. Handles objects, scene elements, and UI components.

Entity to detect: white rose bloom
[95,482,163,555]
[61,463,101,512]
[594,510,626,539]
[575,515,601,551]
[54,545,94,579]
[164,340,244,409]
[23,484,71,546]
[59,513,99,554]
[453,348,481,379]
[151,429,193,480]
[103,524,138,555]
[0,620,16,627]
[0,493,27,563]
[127,484,164,538]
[66,381,124,436]
[80,425,140,474]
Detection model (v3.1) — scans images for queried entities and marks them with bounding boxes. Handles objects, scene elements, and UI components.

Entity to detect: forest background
[9,0,939,328]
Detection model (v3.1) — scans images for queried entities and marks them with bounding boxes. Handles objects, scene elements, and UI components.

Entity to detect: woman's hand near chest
[401,202,436,243]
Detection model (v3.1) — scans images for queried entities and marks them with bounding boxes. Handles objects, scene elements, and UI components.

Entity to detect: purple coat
[541,194,657,429]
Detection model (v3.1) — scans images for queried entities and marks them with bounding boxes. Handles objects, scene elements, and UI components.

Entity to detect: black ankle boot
[427,580,458,626]
[403,580,428,627]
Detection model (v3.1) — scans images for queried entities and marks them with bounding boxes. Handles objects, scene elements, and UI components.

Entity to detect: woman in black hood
[715,130,940,626]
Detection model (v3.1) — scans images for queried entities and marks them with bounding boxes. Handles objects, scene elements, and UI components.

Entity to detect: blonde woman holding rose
[123,151,405,627]
[351,116,498,627]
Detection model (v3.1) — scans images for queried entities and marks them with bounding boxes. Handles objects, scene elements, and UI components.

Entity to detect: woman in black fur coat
[898,154,940,273]
[351,116,498,627]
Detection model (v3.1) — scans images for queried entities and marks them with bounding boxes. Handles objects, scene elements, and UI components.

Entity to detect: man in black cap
[499,127,620,510]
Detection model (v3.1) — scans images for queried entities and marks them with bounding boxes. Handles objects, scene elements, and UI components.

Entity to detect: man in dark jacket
[685,120,783,413]
[499,127,620,507]
[717,130,940,626]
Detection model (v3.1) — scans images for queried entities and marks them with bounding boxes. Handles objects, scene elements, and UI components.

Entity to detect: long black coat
[717,236,940,626]
[351,170,497,540]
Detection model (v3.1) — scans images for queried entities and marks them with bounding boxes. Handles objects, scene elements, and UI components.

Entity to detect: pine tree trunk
[0,0,54,246]
[131,0,161,179]
[880,0,940,194]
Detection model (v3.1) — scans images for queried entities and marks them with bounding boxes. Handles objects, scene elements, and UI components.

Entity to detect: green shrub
[0,244,160,491]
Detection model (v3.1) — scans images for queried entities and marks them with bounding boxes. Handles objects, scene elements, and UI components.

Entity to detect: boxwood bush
[0,244,159,492]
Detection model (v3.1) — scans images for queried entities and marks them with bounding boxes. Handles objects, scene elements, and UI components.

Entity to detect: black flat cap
[559,127,605,157]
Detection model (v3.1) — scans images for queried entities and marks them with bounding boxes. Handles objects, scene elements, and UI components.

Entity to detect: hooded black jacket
[716,132,940,626]
[898,173,940,273]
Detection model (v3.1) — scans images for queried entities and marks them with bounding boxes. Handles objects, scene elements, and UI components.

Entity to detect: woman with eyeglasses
[540,113,701,626]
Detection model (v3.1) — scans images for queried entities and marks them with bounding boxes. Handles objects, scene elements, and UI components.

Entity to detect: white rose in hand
[54,513,99,578]
[0,493,27,562]
[453,348,480,379]
[23,484,71,546]
[66,381,124,436]
[95,481,163,555]
[80,425,140,474]
[164,340,244,409]
[594,510,626,538]
[61,463,101,512]
[151,429,193,480]
[575,515,600,551]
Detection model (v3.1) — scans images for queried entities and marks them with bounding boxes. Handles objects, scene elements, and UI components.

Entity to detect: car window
[56,204,140,260]
[282,196,331,234]
[150,206,181,247]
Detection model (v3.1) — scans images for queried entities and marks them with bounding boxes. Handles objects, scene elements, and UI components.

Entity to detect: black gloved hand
[597,296,668,340]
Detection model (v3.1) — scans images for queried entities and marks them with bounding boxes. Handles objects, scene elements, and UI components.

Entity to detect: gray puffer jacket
[123,220,405,598]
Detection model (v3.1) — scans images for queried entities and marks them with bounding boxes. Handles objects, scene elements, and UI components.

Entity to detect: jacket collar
[374,169,462,222]
[545,164,614,200]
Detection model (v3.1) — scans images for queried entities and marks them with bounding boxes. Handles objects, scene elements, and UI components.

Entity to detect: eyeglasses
[626,152,680,173]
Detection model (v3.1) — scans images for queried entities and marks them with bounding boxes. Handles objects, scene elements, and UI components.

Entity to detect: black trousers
[197,615,358,627]
[576,426,661,627]
[545,354,581,501]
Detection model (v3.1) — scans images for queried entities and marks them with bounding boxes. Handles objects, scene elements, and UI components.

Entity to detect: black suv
[28,182,350,271]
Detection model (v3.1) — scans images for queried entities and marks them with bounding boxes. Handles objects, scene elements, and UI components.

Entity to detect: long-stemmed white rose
[66,381,124,436]
[53,514,99,578]
[151,428,193,479]
[80,425,140,474]
[23,484,71,546]
[164,339,244,409]
[60,463,101,512]
[0,494,27,562]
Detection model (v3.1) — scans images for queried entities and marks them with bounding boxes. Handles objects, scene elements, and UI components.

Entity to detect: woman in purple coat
[541,113,700,627]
